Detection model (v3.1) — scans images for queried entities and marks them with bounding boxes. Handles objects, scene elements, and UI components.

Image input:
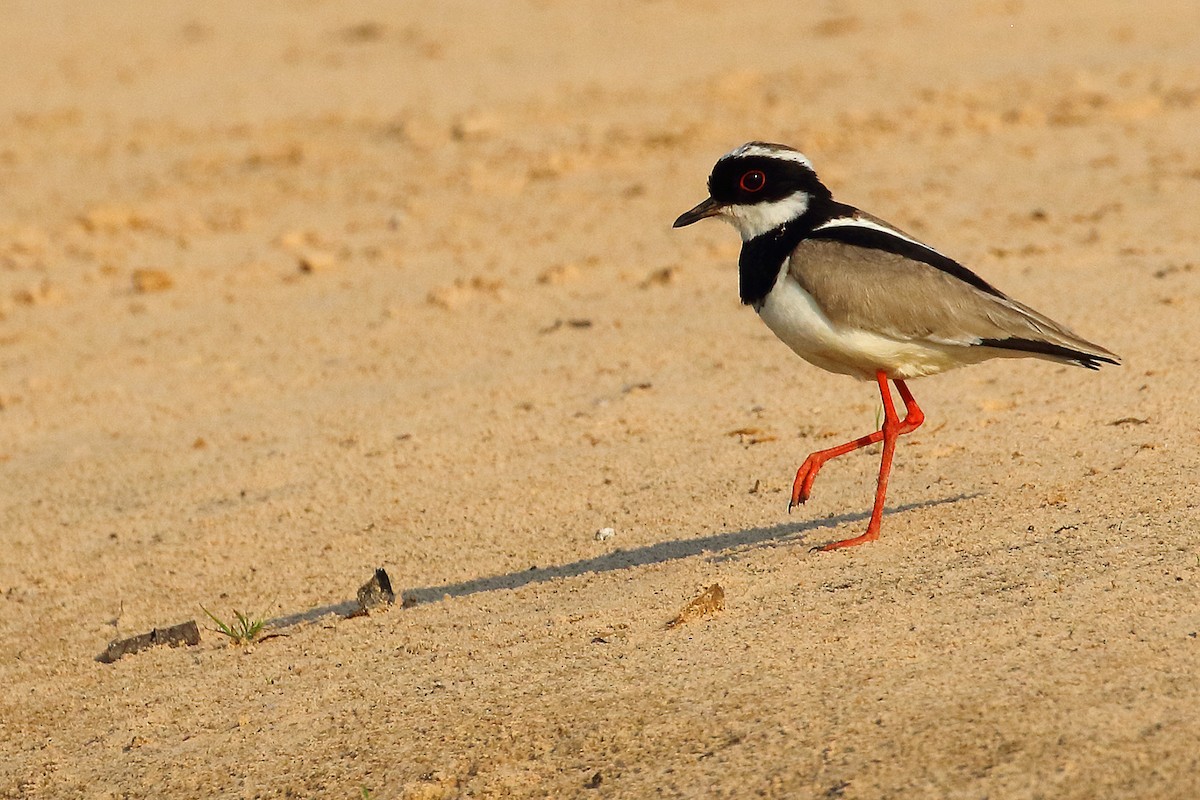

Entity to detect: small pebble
[297,250,336,273]
[594,527,615,542]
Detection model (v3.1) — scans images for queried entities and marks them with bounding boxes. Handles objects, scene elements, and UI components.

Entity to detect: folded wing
[793,216,1120,370]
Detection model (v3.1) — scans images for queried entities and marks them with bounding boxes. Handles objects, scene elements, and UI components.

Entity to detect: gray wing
[789,237,1120,369]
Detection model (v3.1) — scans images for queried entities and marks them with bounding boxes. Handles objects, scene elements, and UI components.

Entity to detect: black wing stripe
[808,224,1005,299]
[978,337,1120,370]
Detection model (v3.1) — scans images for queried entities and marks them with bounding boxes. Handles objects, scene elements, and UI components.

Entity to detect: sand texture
[2,2,1200,797]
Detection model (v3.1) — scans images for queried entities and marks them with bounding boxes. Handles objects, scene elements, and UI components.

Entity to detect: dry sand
[2,2,1199,797]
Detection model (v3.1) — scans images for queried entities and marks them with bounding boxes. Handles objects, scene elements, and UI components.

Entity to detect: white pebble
[594,527,615,542]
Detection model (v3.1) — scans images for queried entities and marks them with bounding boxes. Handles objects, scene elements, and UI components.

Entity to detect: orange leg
[787,372,925,551]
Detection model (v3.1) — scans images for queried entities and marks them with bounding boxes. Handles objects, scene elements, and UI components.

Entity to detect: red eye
[739,170,766,192]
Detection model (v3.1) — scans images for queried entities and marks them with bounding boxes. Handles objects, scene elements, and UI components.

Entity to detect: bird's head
[673,142,831,240]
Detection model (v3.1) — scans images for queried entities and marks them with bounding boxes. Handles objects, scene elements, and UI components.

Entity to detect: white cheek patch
[720,192,811,240]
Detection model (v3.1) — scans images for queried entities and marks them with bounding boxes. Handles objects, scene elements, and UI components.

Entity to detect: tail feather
[979,291,1121,370]
[978,336,1121,370]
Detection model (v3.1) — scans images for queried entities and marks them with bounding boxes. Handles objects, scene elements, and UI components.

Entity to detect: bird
[673,142,1120,551]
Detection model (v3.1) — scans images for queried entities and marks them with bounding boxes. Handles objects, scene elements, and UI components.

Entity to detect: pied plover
[674,142,1120,551]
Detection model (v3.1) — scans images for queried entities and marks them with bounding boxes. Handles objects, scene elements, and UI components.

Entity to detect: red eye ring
[739,170,766,192]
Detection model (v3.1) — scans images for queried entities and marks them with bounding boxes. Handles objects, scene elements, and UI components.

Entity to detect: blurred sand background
[2,1,1199,797]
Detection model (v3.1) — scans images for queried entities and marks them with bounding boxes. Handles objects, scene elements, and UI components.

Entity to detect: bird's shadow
[268,494,972,629]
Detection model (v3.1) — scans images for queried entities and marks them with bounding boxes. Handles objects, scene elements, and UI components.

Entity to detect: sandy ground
[2,1,1199,797]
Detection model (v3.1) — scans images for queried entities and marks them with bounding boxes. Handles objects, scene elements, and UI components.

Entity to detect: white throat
[720,192,811,240]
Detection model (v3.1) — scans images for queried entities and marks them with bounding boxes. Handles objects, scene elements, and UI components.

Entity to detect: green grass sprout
[200,605,267,645]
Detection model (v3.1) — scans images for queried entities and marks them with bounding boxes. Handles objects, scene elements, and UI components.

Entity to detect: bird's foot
[814,526,881,552]
[788,453,828,511]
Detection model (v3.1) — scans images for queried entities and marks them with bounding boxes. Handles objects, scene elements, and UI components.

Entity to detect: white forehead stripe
[721,143,813,168]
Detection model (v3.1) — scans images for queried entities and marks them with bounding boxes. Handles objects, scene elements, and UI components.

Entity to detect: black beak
[672,196,723,228]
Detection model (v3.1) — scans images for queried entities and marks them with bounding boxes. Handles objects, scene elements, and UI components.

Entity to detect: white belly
[754,261,977,380]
